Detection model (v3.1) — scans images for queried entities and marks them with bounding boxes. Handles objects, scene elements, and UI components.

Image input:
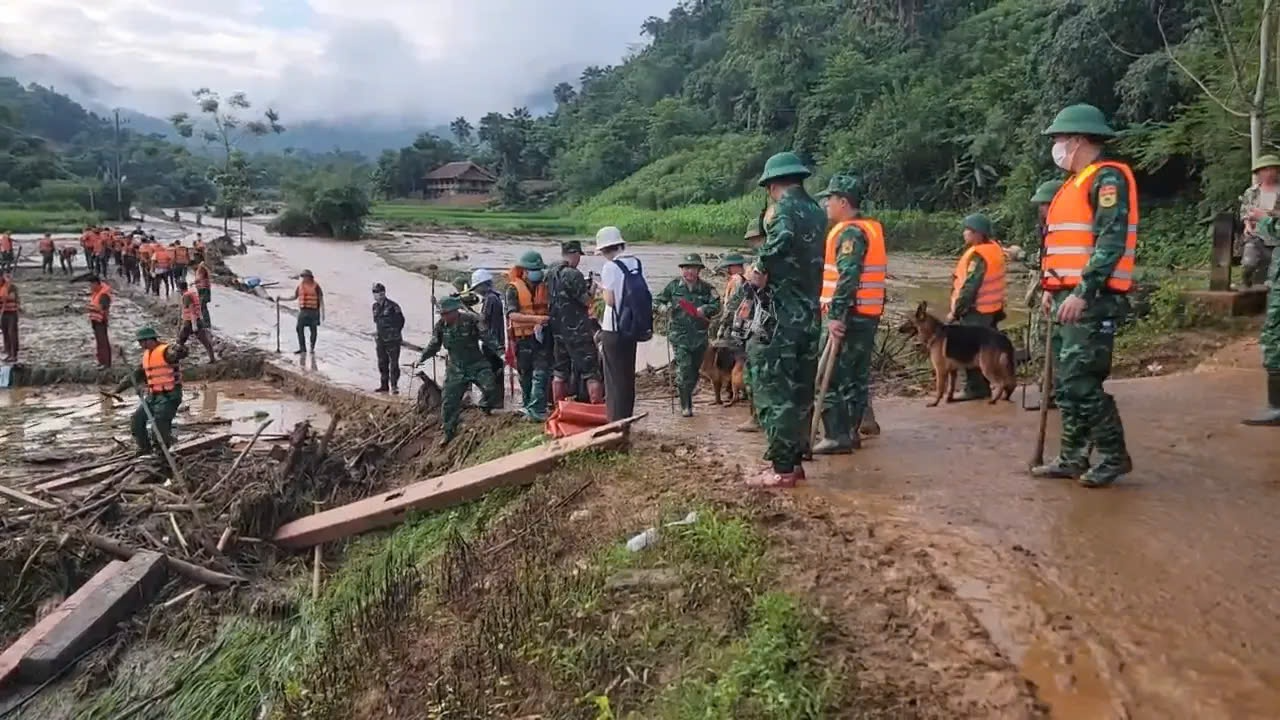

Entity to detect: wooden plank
[0,562,125,689]
[19,552,168,683]
[0,483,59,510]
[33,434,232,493]
[1209,211,1236,292]
[273,414,646,549]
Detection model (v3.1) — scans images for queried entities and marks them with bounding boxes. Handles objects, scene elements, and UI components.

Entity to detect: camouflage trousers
[514,335,551,418]
[552,319,601,382]
[956,311,999,397]
[1263,249,1280,370]
[1242,237,1275,289]
[819,317,877,443]
[672,341,706,399]
[442,357,498,436]
[1050,292,1129,473]
[749,316,819,471]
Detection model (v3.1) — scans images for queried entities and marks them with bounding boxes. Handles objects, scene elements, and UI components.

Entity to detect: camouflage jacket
[752,186,825,326]
[418,311,499,367]
[547,262,592,330]
[655,277,721,348]
[1239,184,1280,247]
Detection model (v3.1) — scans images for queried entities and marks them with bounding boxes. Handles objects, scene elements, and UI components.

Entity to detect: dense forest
[376,0,1276,254]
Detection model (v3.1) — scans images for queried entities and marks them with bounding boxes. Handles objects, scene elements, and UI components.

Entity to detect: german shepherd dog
[899,301,1017,407]
[700,344,746,406]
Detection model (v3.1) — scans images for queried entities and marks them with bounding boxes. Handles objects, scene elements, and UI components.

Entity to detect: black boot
[1242,371,1280,426]
[679,388,693,417]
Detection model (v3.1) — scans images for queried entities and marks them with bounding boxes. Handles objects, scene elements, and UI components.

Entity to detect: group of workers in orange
[0,226,215,368]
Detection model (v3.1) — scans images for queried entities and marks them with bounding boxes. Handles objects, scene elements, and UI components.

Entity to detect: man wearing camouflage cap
[947,213,1007,401]
[745,152,826,486]
[1238,155,1280,289]
[812,173,885,454]
[415,295,501,445]
[547,239,604,405]
[655,253,721,416]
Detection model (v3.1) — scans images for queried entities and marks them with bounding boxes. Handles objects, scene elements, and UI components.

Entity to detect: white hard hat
[469,268,493,287]
[595,226,625,252]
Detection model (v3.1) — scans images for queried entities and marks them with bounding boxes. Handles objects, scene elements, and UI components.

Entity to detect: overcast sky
[0,0,674,122]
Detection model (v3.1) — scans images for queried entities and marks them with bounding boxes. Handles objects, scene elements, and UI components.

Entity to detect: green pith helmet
[757,151,811,186]
[717,252,747,268]
[1030,180,1063,204]
[1042,103,1116,138]
[744,217,765,240]
[135,327,159,342]
[963,213,993,238]
[1253,154,1280,172]
[815,173,862,202]
[678,253,705,268]
[561,239,583,254]
[517,250,545,270]
[439,295,464,312]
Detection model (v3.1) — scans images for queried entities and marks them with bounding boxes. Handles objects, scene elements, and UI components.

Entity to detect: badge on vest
[1098,184,1119,208]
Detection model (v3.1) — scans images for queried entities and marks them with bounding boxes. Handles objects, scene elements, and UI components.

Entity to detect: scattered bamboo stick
[216,527,234,553]
[81,532,245,587]
[168,513,190,553]
[199,419,271,501]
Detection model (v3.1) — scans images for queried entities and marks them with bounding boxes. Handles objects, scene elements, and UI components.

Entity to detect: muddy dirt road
[639,341,1278,720]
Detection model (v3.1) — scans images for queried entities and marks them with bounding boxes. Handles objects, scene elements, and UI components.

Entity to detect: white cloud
[0,0,672,122]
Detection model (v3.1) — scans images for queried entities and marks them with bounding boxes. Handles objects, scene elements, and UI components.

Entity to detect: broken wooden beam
[80,533,246,588]
[0,561,125,688]
[18,553,167,683]
[0,483,59,511]
[273,414,646,549]
[32,434,234,494]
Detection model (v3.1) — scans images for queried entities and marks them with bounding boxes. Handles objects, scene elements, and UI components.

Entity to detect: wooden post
[1210,211,1237,291]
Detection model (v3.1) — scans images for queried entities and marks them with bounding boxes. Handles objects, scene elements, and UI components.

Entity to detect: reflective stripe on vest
[510,278,549,338]
[951,241,1006,315]
[144,343,179,392]
[172,246,190,264]
[819,218,887,317]
[153,248,172,270]
[182,289,202,322]
[88,285,111,322]
[298,281,320,309]
[1043,160,1138,292]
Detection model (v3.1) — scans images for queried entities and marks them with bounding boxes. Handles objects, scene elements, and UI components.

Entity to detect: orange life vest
[181,288,202,322]
[80,232,93,249]
[172,245,190,265]
[153,247,172,271]
[194,265,211,290]
[0,235,12,253]
[509,278,549,338]
[0,282,18,313]
[723,272,744,299]
[139,243,154,262]
[298,280,321,309]
[819,218,887,317]
[143,343,180,392]
[88,284,111,323]
[951,241,1007,315]
[38,237,54,253]
[1043,160,1138,293]
[95,233,109,256]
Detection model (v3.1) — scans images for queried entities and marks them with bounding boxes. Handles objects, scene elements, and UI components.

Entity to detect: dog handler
[946,212,1007,401]
[1032,104,1136,488]
[654,253,721,417]
[813,173,885,454]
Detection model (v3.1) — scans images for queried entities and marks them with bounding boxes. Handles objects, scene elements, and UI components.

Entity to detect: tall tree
[449,117,473,147]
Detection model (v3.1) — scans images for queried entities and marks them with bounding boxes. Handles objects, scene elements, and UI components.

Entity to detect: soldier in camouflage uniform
[505,251,553,421]
[1238,155,1280,289]
[1243,215,1280,425]
[548,239,604,404]
[1032,104,1135,488]
[744,152,826,488]
[947,213,1007,401]
[730,219,766,433]
[1023,181,1064,412]
[655,253,722,416]
[813,174,883,454]
[415,295,500,444]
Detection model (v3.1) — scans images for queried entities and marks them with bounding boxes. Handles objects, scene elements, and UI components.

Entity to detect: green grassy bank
[0,205,101,233]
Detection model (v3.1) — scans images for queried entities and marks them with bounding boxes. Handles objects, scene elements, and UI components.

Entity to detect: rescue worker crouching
[414,295,501,445]
[505,251,553,421]
[947,213,1007,402]
[111,327,189,457]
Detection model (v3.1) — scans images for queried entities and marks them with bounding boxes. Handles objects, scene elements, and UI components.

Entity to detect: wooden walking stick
[274,297,281,353]
[1030,315,1055,469]
[808,334,840,451]
[428,264,439,381]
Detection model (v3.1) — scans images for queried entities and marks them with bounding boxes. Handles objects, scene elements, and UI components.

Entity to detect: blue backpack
[612,258,653,342]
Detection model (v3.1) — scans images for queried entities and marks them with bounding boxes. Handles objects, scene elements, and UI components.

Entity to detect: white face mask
[1051,139,1072,170]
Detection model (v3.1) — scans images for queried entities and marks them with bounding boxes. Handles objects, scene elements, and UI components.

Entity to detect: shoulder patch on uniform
[1098,184,1119,208]
[840,238,854,255]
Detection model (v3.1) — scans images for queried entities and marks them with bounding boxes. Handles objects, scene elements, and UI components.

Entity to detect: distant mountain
[0,48,451,158]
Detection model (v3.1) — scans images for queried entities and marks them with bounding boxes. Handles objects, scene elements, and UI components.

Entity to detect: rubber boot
[587,379,605,404]
[814,408,853,454]
[523,370,549,422]
[1081,396,1132,488]
[736,404,760,433]
[551,376,568,404]
[679,388,693,417]
[1242,371,1280,426]
[858,397,880,436]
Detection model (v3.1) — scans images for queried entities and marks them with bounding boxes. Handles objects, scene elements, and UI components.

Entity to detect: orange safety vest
[0,235,12,253]
[139,243,154,262]
[80,232,93,249]
[1043,160,1138,293]
[509,278,549,337]
[38,237,54,253]
[181,288,202,322]
[143,343,180,392]
[88,284,111,322]
[298,280,321,309]
[172,246,190,265]
[819,218,887,317]
[153,247,172,271]
[723,272,744,299]
[951,242,1007,315]
[0,282,18,313]
[95,233,109,256]
[194,265,211,290]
